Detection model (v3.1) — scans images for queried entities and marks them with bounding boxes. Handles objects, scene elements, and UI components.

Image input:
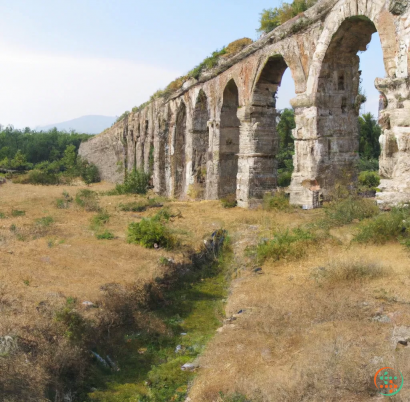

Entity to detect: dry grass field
[1,181,410,401]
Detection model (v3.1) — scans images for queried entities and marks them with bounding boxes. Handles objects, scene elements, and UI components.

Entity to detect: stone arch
[314,16,380,191]
[192,89,210,198]
[219,79,240,199]
[174,101,187,198]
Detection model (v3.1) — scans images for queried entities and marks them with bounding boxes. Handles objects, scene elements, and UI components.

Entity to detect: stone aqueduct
[79,0,410,208]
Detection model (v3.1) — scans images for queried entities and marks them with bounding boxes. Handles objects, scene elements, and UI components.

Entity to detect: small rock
[175,345,182,353]
[372,315,391,323]
[7,250,13,254]
[181,361,199,371]
[180,332,187,336]
[154,243,159,249]
[253,267,263,273]
[82,301,95,309]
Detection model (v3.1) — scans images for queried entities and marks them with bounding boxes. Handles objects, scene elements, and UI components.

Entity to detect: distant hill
[37,115,116,134]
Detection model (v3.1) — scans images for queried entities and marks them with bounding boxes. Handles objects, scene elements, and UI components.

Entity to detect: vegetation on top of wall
[257,0,319,34]
[115,111,130,123]
[121,38,253,122]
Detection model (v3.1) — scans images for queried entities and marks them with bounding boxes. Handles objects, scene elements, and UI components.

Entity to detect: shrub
[0,212,6,219]
[127,211,176,249]
[313,259,386,283]
[96,230,115,240]
[358,170,380,189]
[323,196,379,227]
[75,189,100,212]
[354,206,410,244]
[263,191,292,211]
[257,227,315,262]
[357,158,379,172]
[91,210,110,227]
[187,183,205,199]
[11,209,25,217]
[77,158,100,185]
[118,201,148,212]
[222,38,253,57]
[277,171,292,187]
[24,169,60,185]
[36,216,54,227]
[56,190,73,209]
[221,194,237,208]
[113,169,150,195]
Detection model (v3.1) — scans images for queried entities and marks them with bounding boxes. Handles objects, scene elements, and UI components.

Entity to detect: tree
[358,113,381,160]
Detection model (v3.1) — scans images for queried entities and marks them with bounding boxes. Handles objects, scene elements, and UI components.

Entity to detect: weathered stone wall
[79,0,410,208]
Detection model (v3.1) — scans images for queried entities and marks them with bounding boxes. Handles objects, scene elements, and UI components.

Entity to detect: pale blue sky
[0,0,385,128]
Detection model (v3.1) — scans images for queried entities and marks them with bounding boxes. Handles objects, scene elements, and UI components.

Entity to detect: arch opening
[192,90,210,199]
[246,55,295,199]
[219,79,240,199]
[315,15,379,189]
[174,102,187,198]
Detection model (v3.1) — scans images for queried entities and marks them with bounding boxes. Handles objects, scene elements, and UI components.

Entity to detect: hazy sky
[0,0,385,128]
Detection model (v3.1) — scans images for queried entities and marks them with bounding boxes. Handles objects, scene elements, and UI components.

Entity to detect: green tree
[61,144,77,170]
[358,113,381,160]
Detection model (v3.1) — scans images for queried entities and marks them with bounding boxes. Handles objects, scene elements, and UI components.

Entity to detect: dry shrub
[313,258,387,283]
[222,38,253,57]
[187,183,205,200]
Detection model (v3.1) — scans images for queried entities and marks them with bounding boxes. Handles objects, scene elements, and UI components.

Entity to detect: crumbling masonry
[79,0,410,208]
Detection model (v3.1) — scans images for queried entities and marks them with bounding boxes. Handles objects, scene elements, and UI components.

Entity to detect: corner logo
[374,367,404,396]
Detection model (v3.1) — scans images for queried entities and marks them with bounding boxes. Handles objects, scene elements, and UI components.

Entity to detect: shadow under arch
[219,79,240,199]
[192,89,210,199]
[173,101,187,198]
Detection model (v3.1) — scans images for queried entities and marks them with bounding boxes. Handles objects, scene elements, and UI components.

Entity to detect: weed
[322,196,379,227]
[187,183,205,199]
[47,239,54,248]
[111,169,150,195]
[257,227,315,262]
[0,212,6,219]
[56,191,73,209]
[54,305,86,341]
[36,216,54,227]
[263,191,292,212]
[221,194,237,209]
[23,279,30,286]
[312,259,387,283]
[355,206,410,244]
[11,209,25,217]
[127,210,176,249]
[96,231,115,240]
[358,171,380,189]
[75,189,100,212]
[118,201,148,212]
[9,224,16,232]
[219,392,252,402]
[91,210,110,227]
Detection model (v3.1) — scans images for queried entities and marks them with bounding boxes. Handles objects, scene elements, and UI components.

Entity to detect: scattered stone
[154,243,159,249]
[391,326,410,348]
[252,267,263,273]
[372,315,391,323]
[82,301,95,309]
[181,360,200,371]
[180,332,187,336]
[0,336,17,354]
[175,345,182,353]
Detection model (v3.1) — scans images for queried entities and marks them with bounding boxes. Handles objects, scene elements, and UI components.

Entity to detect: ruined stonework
[79,0,410,208]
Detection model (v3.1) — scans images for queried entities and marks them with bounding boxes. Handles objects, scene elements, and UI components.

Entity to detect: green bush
[91,210,110,227]
[358,158,379,172]
[257,227,315,262]
[35,216,54,227]
[263,191,292,211]
[354,207,410,244]
[118,201,148,212]
[358,170,380,189]
[75,189,100,212]
[96,230,115,240]
[24,169,60,185]
[56,190,73,209]
[11,209,25,217]
[220,194,237,208]
[323,196,379,227]
[77,158,100,185]
[127,210,175,249]
[277,171,292,187]
[113,169,150,195]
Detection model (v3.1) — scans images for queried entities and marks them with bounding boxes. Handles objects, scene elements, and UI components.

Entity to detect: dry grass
[188,245,410,402]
